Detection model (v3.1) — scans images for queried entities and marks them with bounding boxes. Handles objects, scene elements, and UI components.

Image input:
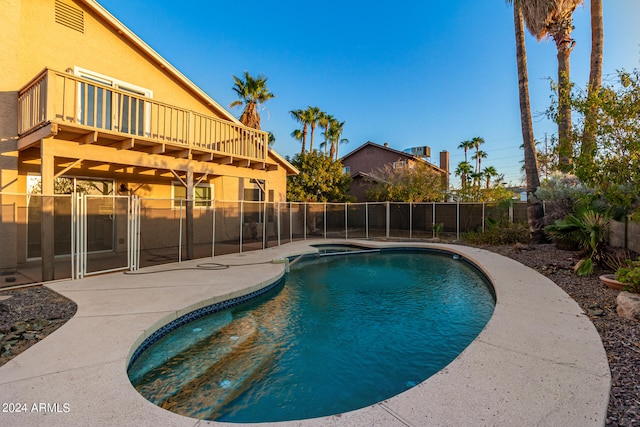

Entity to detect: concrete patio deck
[0,241,610,426]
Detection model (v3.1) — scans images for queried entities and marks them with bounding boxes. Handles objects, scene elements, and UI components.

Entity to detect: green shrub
[544,204,611,276]
[616,258,640,293]
[463,221,529,245]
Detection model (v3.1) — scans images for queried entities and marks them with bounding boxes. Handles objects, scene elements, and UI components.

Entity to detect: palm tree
[519,0,583,172]
[482,166,499,189]
[326,118,346,160]
[454,161,473,189]
[290,109,311,154]
[268,132,276,147]
[470,137,485,173]
[472,150,488,173]
[291,129,305,153]
[508,0,545,242]
[229,71,274,130]
[318,112,334,156]
[580,0,603,167]
[470,172,483,196]
[458,140,474,163]
[306,106,322,152]
[335,137,349,160]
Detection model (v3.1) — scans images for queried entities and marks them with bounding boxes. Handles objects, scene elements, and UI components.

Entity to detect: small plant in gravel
[615,258,640,293]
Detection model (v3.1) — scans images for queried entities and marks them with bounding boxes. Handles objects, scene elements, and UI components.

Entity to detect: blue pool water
[128,250,495,422]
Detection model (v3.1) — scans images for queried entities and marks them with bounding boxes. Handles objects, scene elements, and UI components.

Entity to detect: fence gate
[72,194,139,279]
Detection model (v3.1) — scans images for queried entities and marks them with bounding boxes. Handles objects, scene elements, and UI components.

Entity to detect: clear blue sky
[98,0,640,186]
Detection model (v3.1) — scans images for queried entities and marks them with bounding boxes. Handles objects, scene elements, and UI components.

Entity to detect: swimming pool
[128,249,495,422]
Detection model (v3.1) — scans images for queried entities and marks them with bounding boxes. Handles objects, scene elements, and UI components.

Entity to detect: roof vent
[55,0,84,34]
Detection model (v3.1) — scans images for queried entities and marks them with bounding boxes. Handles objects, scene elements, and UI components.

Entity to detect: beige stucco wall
[7,0,226,118]
[0,0,292,271]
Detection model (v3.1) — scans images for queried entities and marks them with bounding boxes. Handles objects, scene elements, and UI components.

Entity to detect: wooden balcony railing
[18,69,269,162]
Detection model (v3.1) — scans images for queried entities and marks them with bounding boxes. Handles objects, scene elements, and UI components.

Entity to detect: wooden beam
[116,138,134,150]
[196,152,213,162]
[220,156,233,165]
[174,149,191,159]
[132,166,156,175]
[75,131,98,144]
[267,164,279,172]
[54,159,82,178]
[18,123,58,151]
[250,162,266,170]
[46,140,272,179]
[146,144,166,155]
[195,173,208,186]
[234,159,250,168]
[170,169,187,187]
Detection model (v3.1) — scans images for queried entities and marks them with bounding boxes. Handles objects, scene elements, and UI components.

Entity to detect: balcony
[17,69,270,168]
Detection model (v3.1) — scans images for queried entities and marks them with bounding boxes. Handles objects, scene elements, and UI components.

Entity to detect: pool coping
[0,240,610,426]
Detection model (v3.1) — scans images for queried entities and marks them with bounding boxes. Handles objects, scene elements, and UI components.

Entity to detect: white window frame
[171,181,213,208]
[393,160,407,169]
[74,67,153,137]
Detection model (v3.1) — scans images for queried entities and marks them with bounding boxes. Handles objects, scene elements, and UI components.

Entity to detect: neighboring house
[0,0,297,279]
[341,141,449,202]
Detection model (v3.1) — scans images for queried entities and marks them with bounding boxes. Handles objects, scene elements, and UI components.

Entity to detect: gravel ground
[0,244,638,425]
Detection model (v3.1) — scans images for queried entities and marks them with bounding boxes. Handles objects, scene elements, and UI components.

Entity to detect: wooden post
[41,139,55,281]
[186,168,194,260]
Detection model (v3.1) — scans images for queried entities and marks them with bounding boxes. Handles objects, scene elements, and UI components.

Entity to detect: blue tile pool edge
[126,276,285,373]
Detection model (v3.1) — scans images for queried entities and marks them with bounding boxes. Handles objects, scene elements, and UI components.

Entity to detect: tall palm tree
[290,109,311,154]
[305,106,322,152]
[470,172,483,194]
[482,166,499,189]
[229,71,274,130]
[457,140,474,163]
[291,129,305,153]
[580,0,603,167]
[335,137,349,160]
[326,118,346,160]
[455,161,473,189]
[472,150,488,173]
[508,0,545,242]
[519,0,583,172]
[470,137,485,172]
[318,112,334,156]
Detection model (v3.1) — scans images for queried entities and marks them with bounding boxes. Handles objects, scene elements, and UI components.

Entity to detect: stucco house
[0,0,297,280]
[340,141,449,201]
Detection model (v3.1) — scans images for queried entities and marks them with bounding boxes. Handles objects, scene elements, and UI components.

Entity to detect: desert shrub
[545,203,612,276]
[463,221,529,245]
[534,172,593,227]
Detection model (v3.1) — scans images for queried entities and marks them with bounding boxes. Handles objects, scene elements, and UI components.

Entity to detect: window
[393,160,407,169]
[343,166,350,174]
[172,182,213,207]
[243,180,266,224]
[74,67,152,137]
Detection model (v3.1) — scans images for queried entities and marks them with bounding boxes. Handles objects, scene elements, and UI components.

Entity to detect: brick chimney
[439,150,450,190]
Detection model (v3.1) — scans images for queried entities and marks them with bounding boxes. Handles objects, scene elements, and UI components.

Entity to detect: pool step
[159,337,276,420]
[132,314,258,405]
[129,310,233,384]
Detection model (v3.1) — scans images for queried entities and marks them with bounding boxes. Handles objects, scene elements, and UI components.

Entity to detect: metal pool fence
[0,193,528,283]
